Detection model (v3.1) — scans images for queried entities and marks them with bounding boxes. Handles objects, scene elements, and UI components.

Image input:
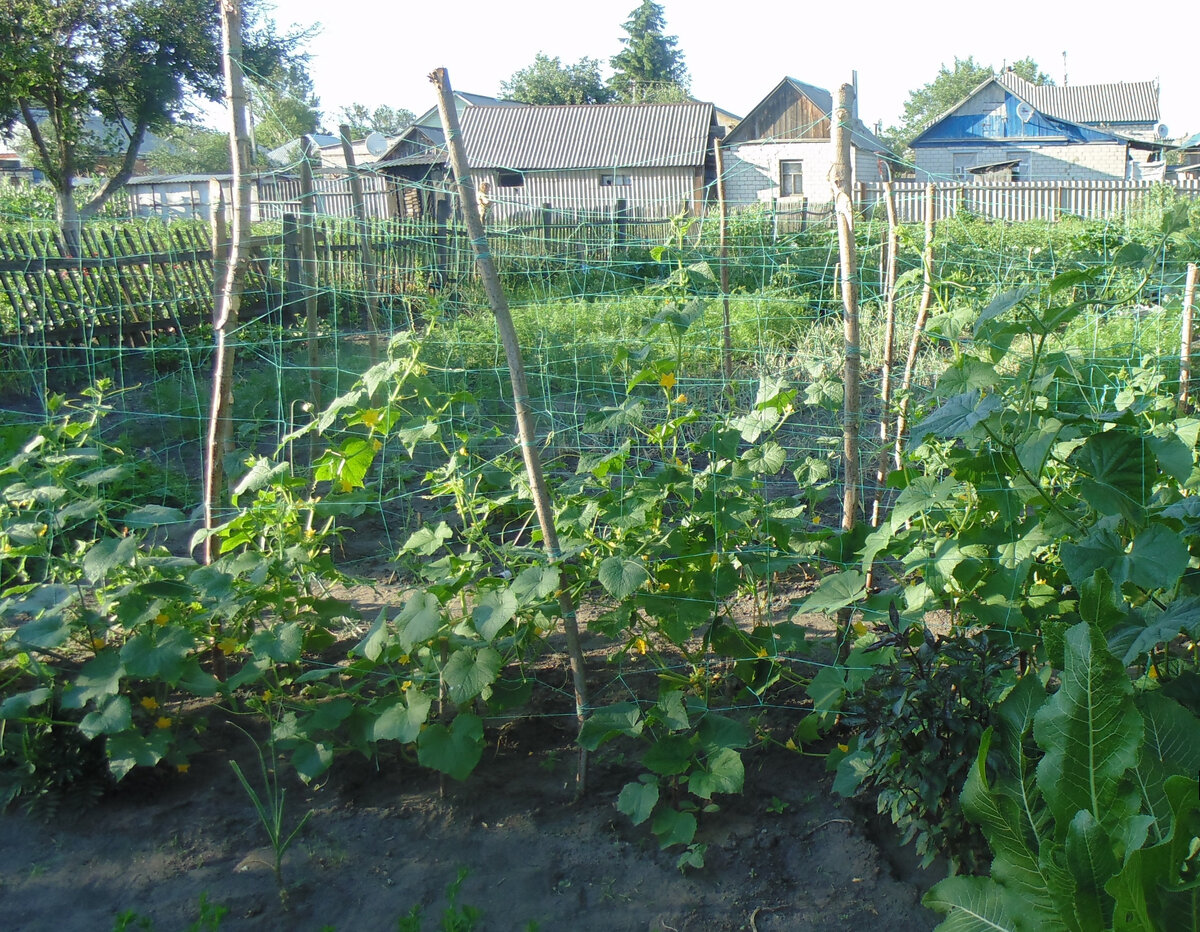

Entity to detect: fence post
[1182,262,1199,410]
[282,212,302,322]
[339,123,382,360]
[714,143,732,381]
[615,198,628,247]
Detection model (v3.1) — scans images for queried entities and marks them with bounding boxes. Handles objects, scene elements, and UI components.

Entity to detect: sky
[256,0,1199,139]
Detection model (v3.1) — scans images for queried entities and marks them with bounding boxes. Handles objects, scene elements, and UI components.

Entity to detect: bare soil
[0,504,944,932]
[0,705,942,932]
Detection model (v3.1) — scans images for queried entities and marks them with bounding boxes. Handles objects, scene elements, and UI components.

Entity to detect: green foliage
[146,123,232,175]
[335,103,416,138]
[113,893,228,931]
[500,53,615,105]
[0,0,309,227]
[608,1,689,102]
[228,725,312,896]
[835,617,1019,872]
[925,627,1200,931]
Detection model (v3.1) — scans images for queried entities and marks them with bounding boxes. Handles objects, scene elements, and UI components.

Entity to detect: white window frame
[599,173,632,187]
[779,160,804,197]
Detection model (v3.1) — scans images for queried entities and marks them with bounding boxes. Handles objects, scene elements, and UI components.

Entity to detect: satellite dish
[364,131,388,156]
[1016,102,1035,123]
[1154,122,1170,140]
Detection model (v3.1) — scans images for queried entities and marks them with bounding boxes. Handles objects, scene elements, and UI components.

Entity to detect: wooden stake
[865,180,900,595]
[870,180,899,531]
[893,183,936,469]
[715,141,732,382]
[202,0,253,568]
[429,67,592,796]
[1181,262,1198,411]
[299,136,322,440]
[339,123,381,363]
[831,84,861,659]
[831,84,861,535]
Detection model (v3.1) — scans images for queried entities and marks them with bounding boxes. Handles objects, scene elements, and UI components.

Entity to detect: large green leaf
[959,683,1070,930]
[598,556,649,601]
[79,695,131,740]
[793,570,865,614]
[371,689,432,744]
[1061,523,1187,594]
[1034,623,1142,835]
[120,627,197,683]
[617,779,659,825]
[417,713,483,781]
[83,536,138,584]
[911,390,1003,441]
[396,591,443,650]
[1119,597,1200,665]
[472,588,518,641]
[1107,776,1200,932]
[61,651,124,709]
[1065,810,1119,931]
[442,646,502,704]
[1133,691,1200,840]
[924,875,1021,931]
[249,623,303,664]
[106,728,169,780]
[510,565,559,605]
[1072,432,1151,523]
[741,441,786,475]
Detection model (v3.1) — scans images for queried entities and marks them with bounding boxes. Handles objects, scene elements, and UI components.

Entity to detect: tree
[500,54,614,105]
[608,1,689,103]
[145,122,232,174]
[0,0,309,250]
[249,59,321,154]
[884,55,1052,154]
[336,103,416,138]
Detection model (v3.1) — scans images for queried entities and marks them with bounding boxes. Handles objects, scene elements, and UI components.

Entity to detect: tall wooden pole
[865,180,900,595]
[202,0,253,567]
[870,179,899,531]
[715,141,733,382]
[429,68,592,795]
[832,84,861,534]
[831,84,861,658]
[299,136,322,426]
[339,124,381,363]
[1181,262,1198,411]
[894,182,937,469]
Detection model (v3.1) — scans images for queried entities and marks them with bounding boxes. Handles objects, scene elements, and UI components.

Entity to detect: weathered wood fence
[0,212,674,346]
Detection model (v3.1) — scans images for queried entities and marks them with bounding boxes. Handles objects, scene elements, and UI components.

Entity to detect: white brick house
[720,77,893,207]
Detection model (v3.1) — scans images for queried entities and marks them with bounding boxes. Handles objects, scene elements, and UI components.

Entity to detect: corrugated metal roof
[456,102,714,169]
[997,72,1159,125]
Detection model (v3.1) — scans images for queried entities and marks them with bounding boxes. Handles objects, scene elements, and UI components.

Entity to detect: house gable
[723,78,831,145]
[911,74,1158,149]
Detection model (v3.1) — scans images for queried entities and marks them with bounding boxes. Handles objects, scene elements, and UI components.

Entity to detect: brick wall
[915,142,1131,182]
[723,140,882,205]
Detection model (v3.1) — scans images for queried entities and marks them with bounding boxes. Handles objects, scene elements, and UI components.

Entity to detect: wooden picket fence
[0,212,676,348]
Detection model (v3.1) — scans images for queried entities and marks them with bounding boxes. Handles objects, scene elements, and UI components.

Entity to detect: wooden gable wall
[734,84,829,143]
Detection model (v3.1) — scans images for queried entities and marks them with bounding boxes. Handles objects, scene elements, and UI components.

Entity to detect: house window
[952,152,976,179]
[497,170,524,188]
[600,173,632,187]
[780,160,803,197]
